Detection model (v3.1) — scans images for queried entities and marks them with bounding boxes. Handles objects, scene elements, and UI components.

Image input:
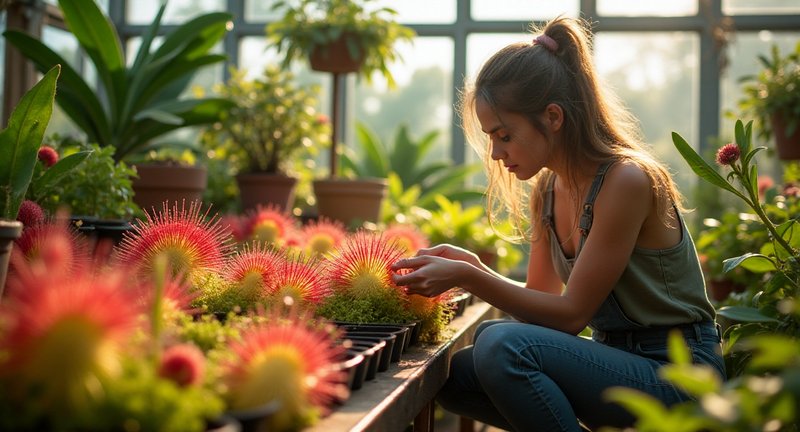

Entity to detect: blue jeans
[437,319,725,431]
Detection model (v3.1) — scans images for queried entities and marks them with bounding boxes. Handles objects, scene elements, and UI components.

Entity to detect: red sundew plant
[221,309,348,430]
[115,201,234,280]
[219,213,248,243]
[383,223,429,257]
[325,231,407,300]
[268,252,331,309]
[11,219,89,280]
[300,217,347,258]
[242,204,298,249]
[222,243,283,308]
[0,263,143,416]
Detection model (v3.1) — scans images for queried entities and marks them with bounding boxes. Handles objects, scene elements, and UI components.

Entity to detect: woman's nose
[490,141,505,161]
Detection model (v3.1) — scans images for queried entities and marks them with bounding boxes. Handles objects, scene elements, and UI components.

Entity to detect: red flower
[115,201,234,279]
[16,200,45,228]
[268,252,331,307]
[300,217,347,258]
[222,311,348,429]
[715,143,740,166]
[325,231,407,299]
[159,344,206,387]
[243,205,298,248]
[37,146,59,167]
[383,224,429,258]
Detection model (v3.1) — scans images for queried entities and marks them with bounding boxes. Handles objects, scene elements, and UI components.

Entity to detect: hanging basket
[309,34,365,74]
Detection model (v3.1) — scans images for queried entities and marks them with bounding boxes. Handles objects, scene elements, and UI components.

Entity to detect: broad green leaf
[671,132,744,199]
[133,109,184,125]
[59,0,126,122]
[152,12,232,62]
[129,3,166,78]
[0,66,59,219]
[659,364,722,396]
[723,253,777,273]
[745,335,800,369]
[717,306,779,323]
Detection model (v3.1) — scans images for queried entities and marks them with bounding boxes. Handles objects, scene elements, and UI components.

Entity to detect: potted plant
[266,0,415,85]
[202,66,330,212]
[3,0,234,211]
[0,66,61,296]
[266,0,416,226]
[737,42,800,160]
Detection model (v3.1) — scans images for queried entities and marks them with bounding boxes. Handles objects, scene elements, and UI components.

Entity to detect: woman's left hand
[391,255,470,297]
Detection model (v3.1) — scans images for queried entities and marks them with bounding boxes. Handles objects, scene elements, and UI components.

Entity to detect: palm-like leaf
[3,0,233,162]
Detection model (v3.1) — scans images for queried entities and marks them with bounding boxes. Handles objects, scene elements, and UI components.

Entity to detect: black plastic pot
[343,335,392,372]
[342,324,410,353]
[342,351,367,391]
[347,341,382,380]
[344,331,401,363]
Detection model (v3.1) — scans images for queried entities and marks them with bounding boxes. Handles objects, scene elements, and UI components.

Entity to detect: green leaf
[659,364,722,396]
[32,150,92,193]
[603,387,668,423]
[59,0,126,123]
[0,66,59,219]
[723,253,777,273]
[667,330,691,365]
[671,132,744,199]
[717,306,779,323]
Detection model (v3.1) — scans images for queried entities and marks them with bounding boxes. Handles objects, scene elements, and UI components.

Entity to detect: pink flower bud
[37,146,59,167]
[16,200,45,228]
[159,344,206,387]
[715,143,740,166]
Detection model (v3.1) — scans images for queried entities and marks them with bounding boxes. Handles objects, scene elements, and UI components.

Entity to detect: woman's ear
[544,103,563,132]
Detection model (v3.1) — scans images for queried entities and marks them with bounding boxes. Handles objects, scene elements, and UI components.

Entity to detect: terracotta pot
[708,279,747,302]
[309,34,364,74]
[132,164,208,213]
[0,220,23,298]
[313,178,387,226]
[771,112,800,160]
[236,173,297,212]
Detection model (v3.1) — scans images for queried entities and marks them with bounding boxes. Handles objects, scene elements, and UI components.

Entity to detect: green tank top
[543,163,715,329]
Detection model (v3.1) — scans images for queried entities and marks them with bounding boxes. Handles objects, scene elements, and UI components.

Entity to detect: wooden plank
[310,300,501,432]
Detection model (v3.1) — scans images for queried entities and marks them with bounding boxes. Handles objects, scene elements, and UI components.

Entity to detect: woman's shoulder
[604,160,653,198]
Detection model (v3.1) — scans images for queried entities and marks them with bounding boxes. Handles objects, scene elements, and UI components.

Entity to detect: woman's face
[475,98,554,181]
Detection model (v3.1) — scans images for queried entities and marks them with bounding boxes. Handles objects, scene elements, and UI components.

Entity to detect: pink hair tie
[534,34,558,53]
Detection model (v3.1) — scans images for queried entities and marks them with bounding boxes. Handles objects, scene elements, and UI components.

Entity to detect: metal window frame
[4,0,799,162]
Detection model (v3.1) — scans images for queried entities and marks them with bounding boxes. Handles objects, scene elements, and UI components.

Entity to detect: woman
[390,16,724,431]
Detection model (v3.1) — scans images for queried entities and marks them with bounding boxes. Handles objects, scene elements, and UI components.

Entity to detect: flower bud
[715,143,740,166]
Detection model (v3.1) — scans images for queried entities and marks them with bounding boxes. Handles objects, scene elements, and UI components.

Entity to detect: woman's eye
[499,135,511,142]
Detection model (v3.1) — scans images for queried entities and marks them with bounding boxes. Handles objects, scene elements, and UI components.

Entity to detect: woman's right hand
[415,244,483,268]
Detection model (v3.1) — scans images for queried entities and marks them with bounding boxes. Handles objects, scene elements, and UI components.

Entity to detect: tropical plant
[673,119,800,377]
[266,0,416,86]
[202,66,330,175]
[342,123,484,210]
[737,42,800,144]
[3,0,233,162]
[0,66,89,221]
[605,331,800,431]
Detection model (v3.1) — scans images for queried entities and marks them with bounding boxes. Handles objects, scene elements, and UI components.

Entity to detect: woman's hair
[460,16,684,242]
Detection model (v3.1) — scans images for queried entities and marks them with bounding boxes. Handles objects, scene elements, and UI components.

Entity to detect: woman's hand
[390,254,473,298]
[413,244,483,268]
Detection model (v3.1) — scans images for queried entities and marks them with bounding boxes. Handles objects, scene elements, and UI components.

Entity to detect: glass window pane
[721,32,800,152]
[42,26,84,137]
[723,0,800,15]
[472,0,578,21]
[373,0,456,24]
[352,37,455,165]
[245,0,283,22]
[126,0,224,25]
[597,0,698,16]
[466,33,529,79]
[595,32,700,194]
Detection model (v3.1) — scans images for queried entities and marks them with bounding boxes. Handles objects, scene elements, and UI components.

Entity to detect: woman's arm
[392,163,654,335]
